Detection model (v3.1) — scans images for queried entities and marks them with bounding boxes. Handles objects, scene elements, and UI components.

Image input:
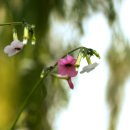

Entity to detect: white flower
[4,40,24,56]
[80,62,99,74]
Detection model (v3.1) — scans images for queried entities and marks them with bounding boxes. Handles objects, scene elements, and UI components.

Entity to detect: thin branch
[0,22,23,26]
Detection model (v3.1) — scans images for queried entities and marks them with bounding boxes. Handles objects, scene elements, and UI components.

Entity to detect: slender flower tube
[52,73,75,89]
[67,77,74,89]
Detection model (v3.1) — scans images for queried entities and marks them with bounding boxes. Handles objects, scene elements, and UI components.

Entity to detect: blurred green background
[0,0,130,130]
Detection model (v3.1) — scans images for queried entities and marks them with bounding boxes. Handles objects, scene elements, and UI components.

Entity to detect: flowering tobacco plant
[0,21,100,130]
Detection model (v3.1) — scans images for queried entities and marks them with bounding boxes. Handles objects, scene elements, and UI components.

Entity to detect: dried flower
[4,40,24,56]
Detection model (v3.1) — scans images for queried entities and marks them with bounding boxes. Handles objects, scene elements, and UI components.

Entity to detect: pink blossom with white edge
[4,40,24,57]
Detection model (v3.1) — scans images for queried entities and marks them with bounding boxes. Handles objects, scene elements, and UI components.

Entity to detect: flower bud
[75,50,83,68]
[13,28,18,40]
[23,25,29,44]
[31,32,36,45]
[92,50,100,59]
[30,25,36,45]
[40,69,45,78]
[86,55,92,64]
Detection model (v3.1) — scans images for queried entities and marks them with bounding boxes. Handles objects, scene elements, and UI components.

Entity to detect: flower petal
[58,59,67,65]
[11,40,24,48]
[66,55,76,64]
[4,40,24,57]
[4,45,15,56]
[58,66,68,76]
[65,67,78,77]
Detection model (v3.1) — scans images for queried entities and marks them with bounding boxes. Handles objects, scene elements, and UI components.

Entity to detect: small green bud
[30,25,36,45]
[86,55,92,64]
[75,50,83,68]
[23,25,29,44]
[13,28,18,40]
[92,50,100,59]
[31,31,36,45]
[40,70,45,78]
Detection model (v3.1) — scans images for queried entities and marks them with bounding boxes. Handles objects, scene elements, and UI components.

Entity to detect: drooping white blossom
[80,62,99,74]
[4,40,24,56]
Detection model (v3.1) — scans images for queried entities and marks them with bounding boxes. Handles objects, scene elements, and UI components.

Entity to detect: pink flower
[4,40,24,57]
[58,55,77,77]
[58,55,78,89]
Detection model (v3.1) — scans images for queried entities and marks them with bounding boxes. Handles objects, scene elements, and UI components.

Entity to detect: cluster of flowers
[53,47,100,89]
[3,22,100,90]
[4,24,36,56]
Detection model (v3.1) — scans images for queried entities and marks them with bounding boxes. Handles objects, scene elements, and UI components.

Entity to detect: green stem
[53,46,84,67]
[8,46,85,130]
[9,77,45,130]
[67,47,83,55]
[0,22,23,26]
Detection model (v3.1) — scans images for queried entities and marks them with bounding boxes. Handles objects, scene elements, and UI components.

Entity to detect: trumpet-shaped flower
[58,55,77,77]
[4,40,24,57]
[58,55,78,89]
[80,62,99,74]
